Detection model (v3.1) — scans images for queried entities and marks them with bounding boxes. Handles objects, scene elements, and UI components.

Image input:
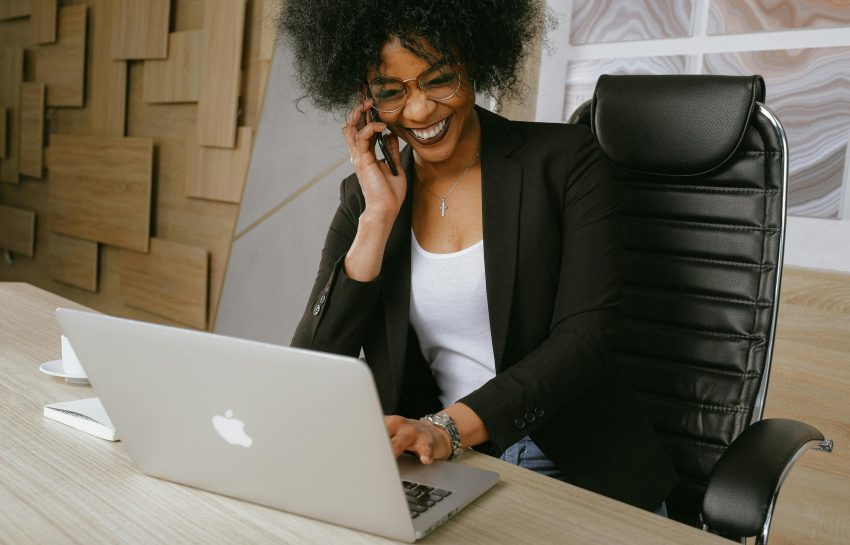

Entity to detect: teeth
[411,118,448,140]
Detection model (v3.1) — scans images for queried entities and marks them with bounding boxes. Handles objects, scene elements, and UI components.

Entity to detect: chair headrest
[591,75,766,176]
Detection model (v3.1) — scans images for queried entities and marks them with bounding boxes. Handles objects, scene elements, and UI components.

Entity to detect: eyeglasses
[367,62,463,113]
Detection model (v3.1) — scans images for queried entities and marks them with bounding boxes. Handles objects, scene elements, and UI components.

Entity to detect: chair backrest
[570,75,787,526]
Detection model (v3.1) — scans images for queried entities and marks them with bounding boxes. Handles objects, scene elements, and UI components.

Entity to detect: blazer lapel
[382,146,415,398]
[478,107,524,371]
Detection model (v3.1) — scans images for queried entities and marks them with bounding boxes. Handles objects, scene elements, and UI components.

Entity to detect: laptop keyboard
[402,480,452,518]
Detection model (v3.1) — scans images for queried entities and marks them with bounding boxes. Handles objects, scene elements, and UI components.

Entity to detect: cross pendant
[439,199,447,217]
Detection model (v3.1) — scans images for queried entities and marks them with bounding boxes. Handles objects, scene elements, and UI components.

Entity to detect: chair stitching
[623,216,780,232]
[624,318,765,341]
[623,183,779,194]
[617,351,762,378]
[626,250,776,270]
[622,285,769,307]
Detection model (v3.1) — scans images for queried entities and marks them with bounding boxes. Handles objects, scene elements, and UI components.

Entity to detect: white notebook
[43,397,120,441]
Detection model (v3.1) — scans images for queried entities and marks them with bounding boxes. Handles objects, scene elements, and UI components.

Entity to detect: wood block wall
[0,0,277,330]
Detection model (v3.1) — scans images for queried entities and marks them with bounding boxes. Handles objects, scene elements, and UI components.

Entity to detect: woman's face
[367,38,478,166]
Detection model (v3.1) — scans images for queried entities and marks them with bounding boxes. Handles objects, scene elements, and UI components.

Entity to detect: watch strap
[423,413,463,460]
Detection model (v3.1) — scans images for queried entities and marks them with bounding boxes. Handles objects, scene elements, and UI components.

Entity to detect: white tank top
[409,231,497,407]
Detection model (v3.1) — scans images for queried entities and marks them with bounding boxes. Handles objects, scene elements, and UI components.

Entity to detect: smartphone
[361,89,398,176]
[370,109,399,176]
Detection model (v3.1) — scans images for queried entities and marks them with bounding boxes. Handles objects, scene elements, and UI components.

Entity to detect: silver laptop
[56,308,499,542]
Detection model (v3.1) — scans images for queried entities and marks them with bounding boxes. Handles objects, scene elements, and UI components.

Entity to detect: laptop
[55,308,499,542]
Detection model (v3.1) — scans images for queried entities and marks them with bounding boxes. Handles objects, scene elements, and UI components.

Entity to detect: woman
[283,1,677,513]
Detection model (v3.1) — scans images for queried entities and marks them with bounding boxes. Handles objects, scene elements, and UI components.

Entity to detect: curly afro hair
[278,1,549,112]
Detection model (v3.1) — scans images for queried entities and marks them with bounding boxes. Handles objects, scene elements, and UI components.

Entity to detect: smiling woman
[280,0,679,515]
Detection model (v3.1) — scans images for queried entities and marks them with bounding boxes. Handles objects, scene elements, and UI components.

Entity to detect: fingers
[383,416,441,464]
[342,99,386,167]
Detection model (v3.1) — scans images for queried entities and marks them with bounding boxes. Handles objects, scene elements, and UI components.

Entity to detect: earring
[473,79,478,95]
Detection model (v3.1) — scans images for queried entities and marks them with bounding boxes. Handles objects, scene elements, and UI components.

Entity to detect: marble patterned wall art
[563,55,690,121]
[708,0,850,35]
[570,0,695,45]
[704,47,850,218]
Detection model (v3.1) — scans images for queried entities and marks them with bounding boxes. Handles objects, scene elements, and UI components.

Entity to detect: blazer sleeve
[290,175,383,357]
[458,126,622,452]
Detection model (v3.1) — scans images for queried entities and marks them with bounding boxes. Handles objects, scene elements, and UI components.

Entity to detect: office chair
[569,75,833,544]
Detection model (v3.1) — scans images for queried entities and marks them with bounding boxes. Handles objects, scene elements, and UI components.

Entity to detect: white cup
[61,335,86,378]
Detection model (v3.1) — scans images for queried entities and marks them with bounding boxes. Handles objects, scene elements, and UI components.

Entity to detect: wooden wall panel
[119,238,208,329]
[0,107,6,158]
[185,126,253,203]
[0,203,35,256]
[0,0,272,332]
[0,0,30,21]
[47,134,152,252]
[89,0,127,137]
[259,0,281,61]
[19,83,45,178]
[0,46,22,183]
[50,232,98,291]
[197,0,246,148]
[33,4,87,107]
[31,0,57,44]
[110,0,170,60]
[143,30,201,103]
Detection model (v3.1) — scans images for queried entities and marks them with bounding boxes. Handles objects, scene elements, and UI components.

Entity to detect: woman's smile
[406,116,452,144]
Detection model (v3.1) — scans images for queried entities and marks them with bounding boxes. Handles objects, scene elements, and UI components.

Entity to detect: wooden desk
[0,282,727,544]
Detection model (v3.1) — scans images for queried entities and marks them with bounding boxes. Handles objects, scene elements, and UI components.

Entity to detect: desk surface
[0,282,728,544]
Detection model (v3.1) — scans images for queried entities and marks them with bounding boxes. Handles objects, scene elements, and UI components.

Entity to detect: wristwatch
[423,412,463,460]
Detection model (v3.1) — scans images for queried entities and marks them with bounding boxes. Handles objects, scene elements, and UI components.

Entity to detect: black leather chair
[569,75,833,544]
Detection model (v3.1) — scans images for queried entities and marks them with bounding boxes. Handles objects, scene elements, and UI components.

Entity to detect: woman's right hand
[342,99,406,224]
[339,99,406,282]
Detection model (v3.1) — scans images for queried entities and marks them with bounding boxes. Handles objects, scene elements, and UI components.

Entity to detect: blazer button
[312,304,321,316]
[534,407,545,417]
[319,294,326,304]
[524,411,535,423]
[513,418,526,430]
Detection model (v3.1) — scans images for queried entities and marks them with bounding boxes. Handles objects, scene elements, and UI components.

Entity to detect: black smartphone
[370,109,399,176]
[362,89,399,176]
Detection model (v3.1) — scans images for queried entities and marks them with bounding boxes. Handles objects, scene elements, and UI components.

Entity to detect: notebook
[55,308,499,542]
[43,397,119,441]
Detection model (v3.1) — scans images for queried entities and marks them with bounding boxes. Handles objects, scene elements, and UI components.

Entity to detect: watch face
[431,413,450,426]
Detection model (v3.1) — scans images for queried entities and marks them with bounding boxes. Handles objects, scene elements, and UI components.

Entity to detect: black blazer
[292,107,678,511]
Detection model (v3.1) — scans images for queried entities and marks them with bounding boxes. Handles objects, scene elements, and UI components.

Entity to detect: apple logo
[212,409,254,448]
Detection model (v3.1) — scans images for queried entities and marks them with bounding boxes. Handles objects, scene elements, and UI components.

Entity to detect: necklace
[419,151,480,217]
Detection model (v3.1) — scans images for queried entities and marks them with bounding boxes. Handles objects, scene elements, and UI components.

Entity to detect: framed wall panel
[185,126,253,203]
[50,232,98,292]
[704,46,850,218]
[47,134,153,252]
[0,0,30,21]
[0,203,35,256]
[118,238,208,329]
[31,0,57,44]
[33,4,87,107]
[197,0,247,148]
[0,46,23,183]
[89,0,128,137]
[570,0,694,45]
[110,0,170,60]
[19,83,45,178]
[143,30,201,103]
[709,0,850,35]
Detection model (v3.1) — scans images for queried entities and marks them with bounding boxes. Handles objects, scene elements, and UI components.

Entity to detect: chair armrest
[701,418,831,540]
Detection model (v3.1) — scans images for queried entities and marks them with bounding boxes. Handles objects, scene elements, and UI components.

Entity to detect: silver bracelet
[422,413,463,460]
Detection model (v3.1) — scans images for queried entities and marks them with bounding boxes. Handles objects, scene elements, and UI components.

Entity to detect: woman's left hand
[384,415,452,464]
